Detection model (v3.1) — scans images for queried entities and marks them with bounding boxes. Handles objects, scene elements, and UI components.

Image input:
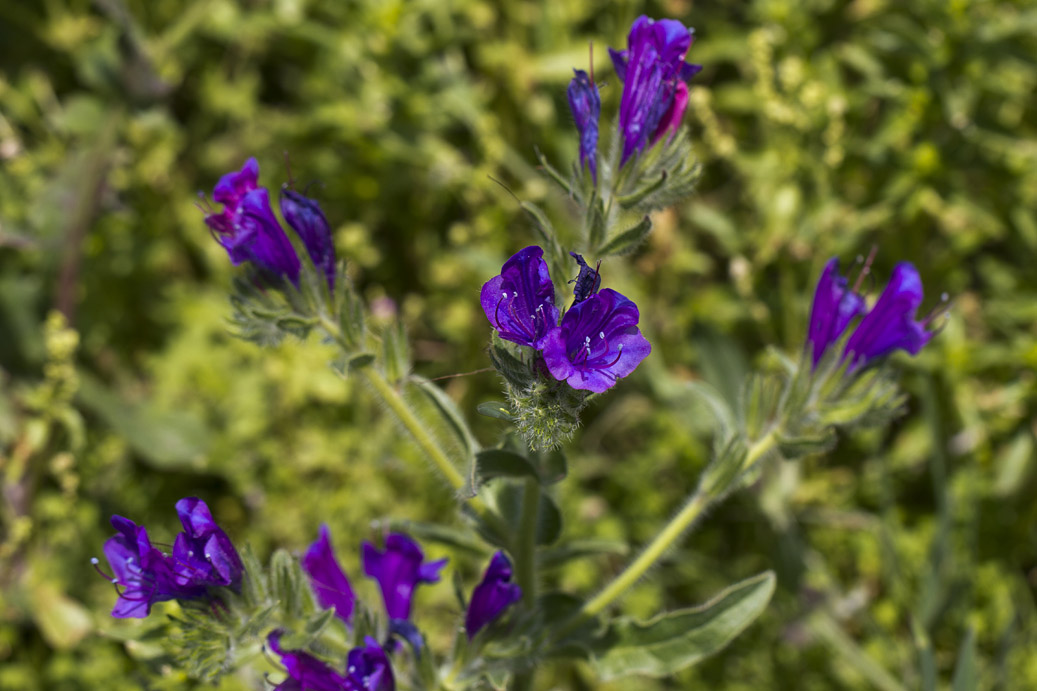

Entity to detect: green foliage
[1,0,1035,688]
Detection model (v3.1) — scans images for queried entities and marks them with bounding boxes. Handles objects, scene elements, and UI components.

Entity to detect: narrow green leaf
[950,626,977,691]
[598,215,652,257]
[617,171,667,209]
[776,426,838,459]
[540,538,628,568]
[591,571,776,680]
[413,375,480,462]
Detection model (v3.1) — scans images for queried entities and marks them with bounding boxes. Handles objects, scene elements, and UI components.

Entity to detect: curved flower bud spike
[362,533,446,621]
[480,246,559,349]
[541,288,651,393]
[302,524,357,623]
[843,262,937,371]
[567,68,601,183]
[609,16,703,166]
[807,257,867,367]
[465,551,522,639]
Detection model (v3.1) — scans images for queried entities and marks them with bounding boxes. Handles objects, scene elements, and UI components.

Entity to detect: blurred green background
[2,0,1036,688]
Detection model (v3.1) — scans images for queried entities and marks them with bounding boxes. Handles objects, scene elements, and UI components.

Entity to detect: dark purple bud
[568,252,601,304]
[362,533,446,621]
[203,158,301,284]
[465,551,522,639]
[541,288,651,393]
[610,16,702,165]
[173,497,243,589]
[267,630,349,691]
[346,637,395,691]
[301,524,356,623]
[843,262,936,371]
[480,246,560,350]
[807,258,867,367]
[567,69,600,183]
[280,187,336,289]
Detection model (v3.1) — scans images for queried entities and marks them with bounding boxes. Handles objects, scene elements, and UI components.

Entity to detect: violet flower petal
[362,533,446,621]
[807,258,867,367]
[465,551,522,639]
[480,246,559,349]
[844,262,934,370]
[302,524,357,623]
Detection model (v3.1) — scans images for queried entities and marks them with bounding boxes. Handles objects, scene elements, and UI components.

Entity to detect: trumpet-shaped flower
[267,631,350,691]
[204,158,301,283]
[465,551,522,639]
[807,258,867,367]
[345,637,395,691]
[844,262,936,370]
[480,246,559,349]
[567,69,601,182]
[541,288,651,393]
[609,16,702,165]
[362,533,447,621]
[99,516,198,618]
[171,497,243,589]
[302,524,357,623]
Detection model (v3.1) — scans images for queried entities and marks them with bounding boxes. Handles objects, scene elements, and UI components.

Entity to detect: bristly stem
[511,476,542,691]
[579,430,779,618]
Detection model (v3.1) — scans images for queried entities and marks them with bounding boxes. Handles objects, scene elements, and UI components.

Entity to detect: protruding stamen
[852,245,878,294]
[91,557,119,584]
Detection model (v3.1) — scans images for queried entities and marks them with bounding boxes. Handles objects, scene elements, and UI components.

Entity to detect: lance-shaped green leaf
[476,448,539,484]
[598,215,651,257]
[412,375,480,465]
[590,570,776,680]
[777,425,838,459]
[617,171,668,210]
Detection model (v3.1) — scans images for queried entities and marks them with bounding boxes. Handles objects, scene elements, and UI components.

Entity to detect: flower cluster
[202,158,336,288]
[268,526,522,690]
[808,258,940,371]
[569,15,701,178]
[94,498,243,618]
[481,247,651,393]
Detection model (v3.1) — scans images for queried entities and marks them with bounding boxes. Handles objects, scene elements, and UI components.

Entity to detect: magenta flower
[609,16,702,165]
[465,552,522,639]
[844,262,936,370]
[267,631,350,691]
[301,524,357,623]
[567,69,601,183]
[807,258,867,367]
[541,288,651,393]
[480,246,560,350]
[362,533,447,621]
[204,158,301,283]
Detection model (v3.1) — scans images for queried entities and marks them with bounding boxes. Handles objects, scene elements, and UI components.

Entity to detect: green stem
[511,477,541,691]
[358,366,467,491]
[580,429,779,619]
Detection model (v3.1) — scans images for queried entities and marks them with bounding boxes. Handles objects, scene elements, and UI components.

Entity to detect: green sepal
[776,425,838,459]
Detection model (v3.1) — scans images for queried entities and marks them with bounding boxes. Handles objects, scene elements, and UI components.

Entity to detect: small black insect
[569,252,601,304]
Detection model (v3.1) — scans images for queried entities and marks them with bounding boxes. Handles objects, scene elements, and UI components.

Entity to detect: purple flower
[568,252,601,305]
[609,16,702,165]
[807,258,867,367]
[98,516,199,618]
[362,533,446,621]
[844,262,936,370]
[302,524,357,623]
[204,158,301,283]
[171,497,243,590]
[281,187,336,289]
[480,246,560,350]
[567,69,601,183]
[345,637,394,691]
[267,631,349,691]
[541,288,651,393]
[465,552,522,639]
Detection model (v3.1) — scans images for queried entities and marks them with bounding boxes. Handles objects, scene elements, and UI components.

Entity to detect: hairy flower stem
[510,477,541,691]
[579,430,779,619]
